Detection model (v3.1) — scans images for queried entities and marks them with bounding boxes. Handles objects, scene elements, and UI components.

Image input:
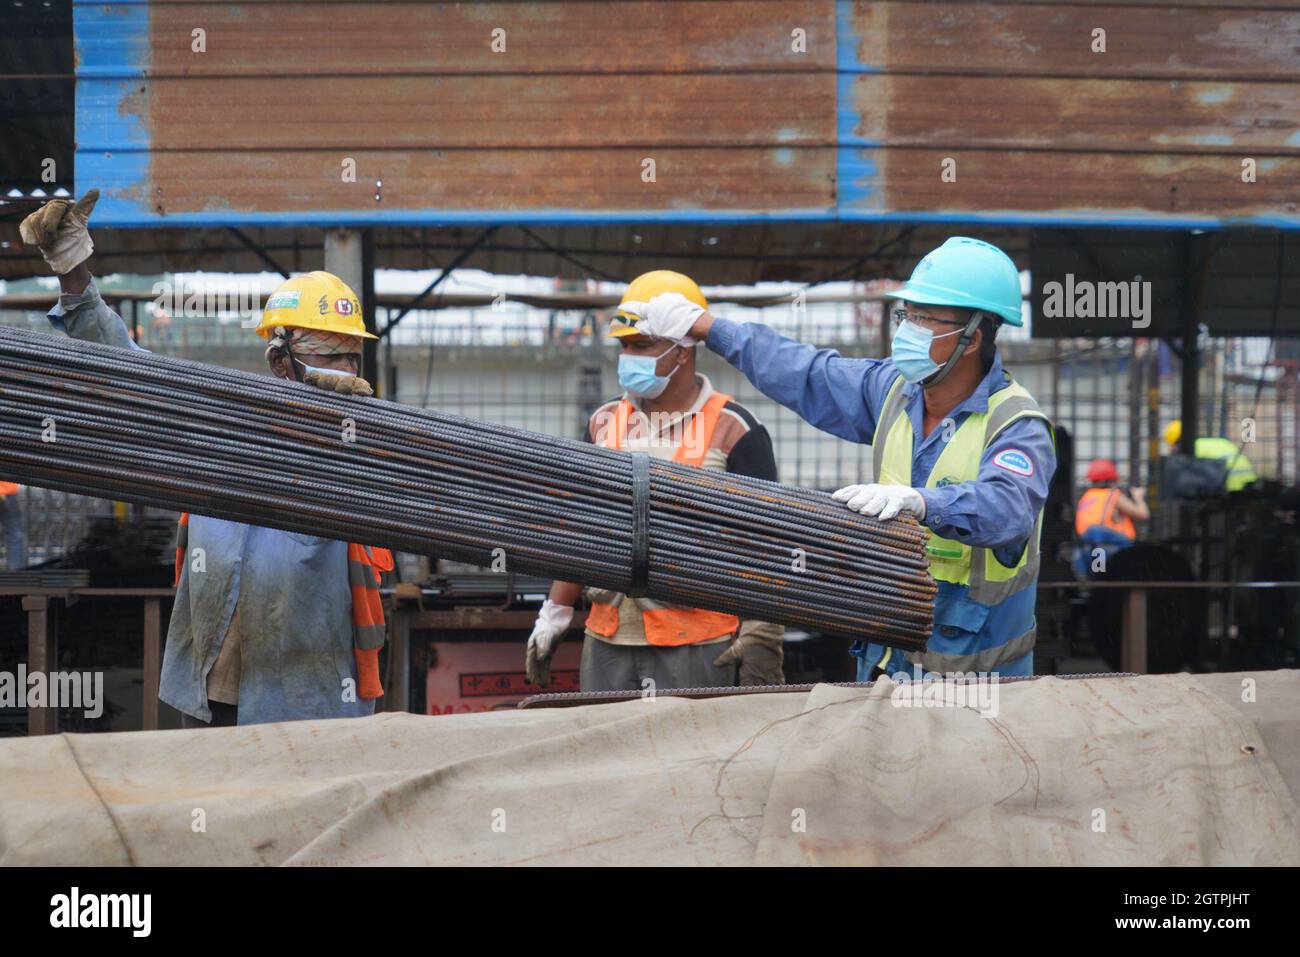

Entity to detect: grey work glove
[713,620,785,685]
[303,367,374,396]
[19,189,99,275]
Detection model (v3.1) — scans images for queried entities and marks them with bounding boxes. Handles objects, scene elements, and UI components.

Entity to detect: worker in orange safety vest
[524,271,785,692]
[1074,458,1148,576]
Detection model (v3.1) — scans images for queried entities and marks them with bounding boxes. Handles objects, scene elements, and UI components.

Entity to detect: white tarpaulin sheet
[1,671,1298,866]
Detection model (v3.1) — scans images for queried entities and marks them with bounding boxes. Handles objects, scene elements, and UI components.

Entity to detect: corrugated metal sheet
[63,0,1300,230]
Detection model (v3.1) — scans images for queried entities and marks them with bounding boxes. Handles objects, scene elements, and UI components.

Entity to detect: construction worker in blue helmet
[621,237,1057,680]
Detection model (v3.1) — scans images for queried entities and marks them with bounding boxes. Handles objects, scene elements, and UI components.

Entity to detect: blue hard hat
[893,237,1024,326]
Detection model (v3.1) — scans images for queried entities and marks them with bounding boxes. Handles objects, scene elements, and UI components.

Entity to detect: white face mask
[283,353,357,382]
[301,366,352,380]
[618,345,680,399]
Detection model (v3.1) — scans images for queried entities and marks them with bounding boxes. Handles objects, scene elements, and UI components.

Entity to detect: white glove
[524,599,574,687]
[832,483,927,521]
[18,189,99,275]
[617,292,705,344]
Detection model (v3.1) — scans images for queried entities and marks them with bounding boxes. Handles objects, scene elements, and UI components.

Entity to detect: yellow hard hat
[255,271,377,340]
[609,270,708,339]
[1164,420,1182,447]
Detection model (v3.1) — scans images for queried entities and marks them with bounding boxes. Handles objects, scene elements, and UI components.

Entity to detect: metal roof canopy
[3,221,1294,339]
[0,284,901,313]
[63,1,1300,231]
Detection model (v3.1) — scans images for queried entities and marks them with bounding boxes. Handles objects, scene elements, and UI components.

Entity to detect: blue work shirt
[706,317,1056,675]
[48,280,375,725]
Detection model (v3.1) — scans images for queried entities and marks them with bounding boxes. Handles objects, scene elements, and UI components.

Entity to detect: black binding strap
[628,452,651,596]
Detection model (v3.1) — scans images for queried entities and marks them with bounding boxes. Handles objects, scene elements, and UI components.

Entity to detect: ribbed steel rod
[0,326,936,650]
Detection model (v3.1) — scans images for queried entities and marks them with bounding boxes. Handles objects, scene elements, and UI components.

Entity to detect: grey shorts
[579,633,735,693]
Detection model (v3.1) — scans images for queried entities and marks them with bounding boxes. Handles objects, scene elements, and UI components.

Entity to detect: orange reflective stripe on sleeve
[347,543,387,650]
[173,513,190,588]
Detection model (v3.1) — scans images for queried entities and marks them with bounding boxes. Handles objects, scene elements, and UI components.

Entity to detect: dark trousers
[181,700,238,728]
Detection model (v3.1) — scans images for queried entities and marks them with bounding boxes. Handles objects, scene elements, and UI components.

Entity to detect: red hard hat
[1086,459,1119,483]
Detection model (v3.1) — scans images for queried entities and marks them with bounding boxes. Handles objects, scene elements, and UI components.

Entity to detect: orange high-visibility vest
[586,392,741,647]
[1075,487,1136,540]
[0,483,18,497]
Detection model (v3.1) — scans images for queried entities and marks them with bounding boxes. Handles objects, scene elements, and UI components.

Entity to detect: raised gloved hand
[303,366,374,396]
[832,483,927,521]
[19,189,99,275]
[616,292,705,344]
[524,598,574,687]
[712,621,785,686]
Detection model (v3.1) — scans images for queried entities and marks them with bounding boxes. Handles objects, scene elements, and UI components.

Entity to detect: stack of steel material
[0,327,935,650]
[0,569,91,588]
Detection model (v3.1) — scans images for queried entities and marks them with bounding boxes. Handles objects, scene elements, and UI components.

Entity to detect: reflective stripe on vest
[872,375,1051,672]
[1075,487,1136,540]
[587,391,741,647]
[906,624,1037,675]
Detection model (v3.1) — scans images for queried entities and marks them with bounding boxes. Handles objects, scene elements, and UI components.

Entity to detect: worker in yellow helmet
[525,270,786,691]
[20,191,393,728]
[1164,420,1257,493]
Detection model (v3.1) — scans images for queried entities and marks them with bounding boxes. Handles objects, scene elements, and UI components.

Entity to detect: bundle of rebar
[0,326,935,649]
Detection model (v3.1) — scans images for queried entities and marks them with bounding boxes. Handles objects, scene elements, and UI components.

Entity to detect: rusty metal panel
[140,0,838,77]
[838,1,1300,229]
[128,74,838,150]
[851,75,1300,155]
[73,0,1300,231]
[860,149,1300,222]
[133,148,838,217]
[845,2,1299,80]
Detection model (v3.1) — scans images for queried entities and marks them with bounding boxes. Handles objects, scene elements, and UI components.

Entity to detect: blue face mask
[618,345,680,399]
[890,320,962,384]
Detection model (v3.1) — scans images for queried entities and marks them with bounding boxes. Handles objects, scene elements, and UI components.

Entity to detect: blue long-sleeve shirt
[706,317,1055,556]
[47,280,375,725]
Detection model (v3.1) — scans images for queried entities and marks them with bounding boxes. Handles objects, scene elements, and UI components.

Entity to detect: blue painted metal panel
[74,2,151,225]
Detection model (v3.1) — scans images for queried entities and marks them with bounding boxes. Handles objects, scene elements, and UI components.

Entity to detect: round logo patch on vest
[992,448,1034,477]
